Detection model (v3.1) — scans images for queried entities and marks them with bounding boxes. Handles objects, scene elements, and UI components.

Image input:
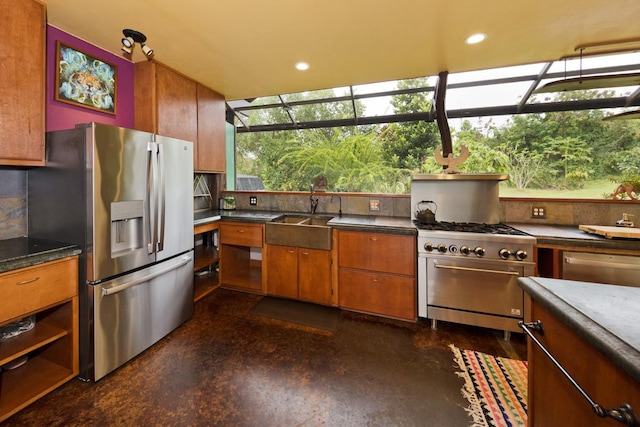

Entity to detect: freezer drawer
[562,251,640,287]
[92,253,194,381]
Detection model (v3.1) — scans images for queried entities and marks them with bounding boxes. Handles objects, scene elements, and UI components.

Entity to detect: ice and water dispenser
[110,201,144,256]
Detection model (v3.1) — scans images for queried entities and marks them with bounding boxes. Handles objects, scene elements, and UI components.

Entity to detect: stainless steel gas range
[410,173,536,339]
[416,221,536,339]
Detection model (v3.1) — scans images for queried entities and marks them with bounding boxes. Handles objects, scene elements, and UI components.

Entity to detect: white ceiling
[42,0,640,101]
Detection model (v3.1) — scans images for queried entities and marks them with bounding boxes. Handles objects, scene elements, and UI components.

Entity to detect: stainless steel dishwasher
[562,251,640,287]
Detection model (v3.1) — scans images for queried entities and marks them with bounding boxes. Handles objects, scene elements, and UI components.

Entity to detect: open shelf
[0,322,68,366]
[193,221,220,302]
[0,356,74,420]
[194,246,218,272]
[194,272,219,302]
[0,256,78,423]
[220,262,262,293]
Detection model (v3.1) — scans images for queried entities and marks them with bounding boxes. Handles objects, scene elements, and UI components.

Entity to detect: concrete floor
[4,289,526,426]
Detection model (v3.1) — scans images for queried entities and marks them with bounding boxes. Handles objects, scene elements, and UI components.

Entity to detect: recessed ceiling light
[465,33,487,45]
[295,62,310,71]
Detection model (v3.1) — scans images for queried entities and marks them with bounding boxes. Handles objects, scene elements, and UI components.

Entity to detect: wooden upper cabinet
[134,61,226,173]
[196,84,226,173]
[134,61,197,143]
[0,0,46,166]
[156,66,198,142]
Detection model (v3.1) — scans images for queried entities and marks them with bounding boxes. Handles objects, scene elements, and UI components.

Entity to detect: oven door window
[426,257,523,317]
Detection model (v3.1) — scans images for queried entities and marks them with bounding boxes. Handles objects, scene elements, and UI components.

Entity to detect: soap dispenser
[616,213,634,227]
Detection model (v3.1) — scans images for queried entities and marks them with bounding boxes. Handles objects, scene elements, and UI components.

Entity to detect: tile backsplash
[225,191,640,227]
[2,169,639,242]
[0,169,27,240]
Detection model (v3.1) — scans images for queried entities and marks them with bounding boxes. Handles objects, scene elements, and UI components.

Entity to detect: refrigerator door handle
[157,143,166,252]
[101,255,191,296]
[147,141,159,254]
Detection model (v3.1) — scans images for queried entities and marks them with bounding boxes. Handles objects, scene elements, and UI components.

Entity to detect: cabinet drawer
[339,268,416,320]
[220,223,263,247]
[0,257,78,324]
[338,231,415,276]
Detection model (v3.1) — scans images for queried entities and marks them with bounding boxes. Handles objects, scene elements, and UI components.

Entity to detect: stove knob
[423,242,434,252]
[460,245,471,256]
[474,247,485,257]
[515,250,528,261]
[499,248,511,259]
[437,244,447,253]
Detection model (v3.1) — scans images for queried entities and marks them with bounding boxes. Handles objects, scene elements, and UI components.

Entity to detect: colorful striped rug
[450,344,528,427]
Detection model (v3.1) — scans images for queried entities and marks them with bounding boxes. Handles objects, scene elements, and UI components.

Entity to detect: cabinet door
[196,84,226,173]
[156,65,198,143]
[266,245,298,298]
[133,61,157,133]
[528,298,640,427]
[339,269,416,320]
[0,0,45,166]
[298,248,332,305]
[338,231,415,276]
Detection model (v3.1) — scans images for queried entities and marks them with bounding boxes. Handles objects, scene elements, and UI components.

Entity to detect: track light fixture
[121,29,154,59]
[141,44,154,58]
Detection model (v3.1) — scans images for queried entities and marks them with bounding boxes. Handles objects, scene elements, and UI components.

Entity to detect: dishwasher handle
[102,256,191,296]
[564,256,640,271]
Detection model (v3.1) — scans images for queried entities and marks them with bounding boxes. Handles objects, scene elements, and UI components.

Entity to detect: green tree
[381,78,441,171]
[236,89,365,189]
[540,136,593,188]
[259,128,411,193]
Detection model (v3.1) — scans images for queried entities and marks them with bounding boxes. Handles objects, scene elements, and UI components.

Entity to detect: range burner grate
[414,221,531,236]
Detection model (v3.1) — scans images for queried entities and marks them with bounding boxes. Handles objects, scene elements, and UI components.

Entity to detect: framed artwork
[55,41,117,114]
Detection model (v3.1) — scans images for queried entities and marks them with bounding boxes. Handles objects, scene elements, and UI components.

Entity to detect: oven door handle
[433,262,521,276]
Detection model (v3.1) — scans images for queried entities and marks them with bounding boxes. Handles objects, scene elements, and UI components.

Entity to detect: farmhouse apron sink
[265,215,333,250]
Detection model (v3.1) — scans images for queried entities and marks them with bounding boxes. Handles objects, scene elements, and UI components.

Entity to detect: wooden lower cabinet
[339,268,415,320]
[298,248,332,305]
[0,256,79,422]
[266,245,332,305]
[337,230,416,321]
[266,245,298,299]
[526,296,640,427]
[193,222,220,302]
[219,222,264,293]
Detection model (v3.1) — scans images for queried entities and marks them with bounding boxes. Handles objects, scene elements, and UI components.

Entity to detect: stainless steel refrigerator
[28,123,194,381]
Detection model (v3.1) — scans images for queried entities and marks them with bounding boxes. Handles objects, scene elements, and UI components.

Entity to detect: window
[230,51,640,198]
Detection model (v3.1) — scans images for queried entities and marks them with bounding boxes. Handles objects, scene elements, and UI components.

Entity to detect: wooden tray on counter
[578,224,640,239]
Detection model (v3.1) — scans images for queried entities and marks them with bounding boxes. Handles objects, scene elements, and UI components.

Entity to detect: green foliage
[380,78,441,171]
[236,86,640,198]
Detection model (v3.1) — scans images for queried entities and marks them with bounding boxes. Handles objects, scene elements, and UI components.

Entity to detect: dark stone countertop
[508,223,640,252]
[194,209,222,226]
[217,210,417,235]
[518,276,640,384]
[0,237,81,273]
[220,210,284,223]
[328,215,417,235]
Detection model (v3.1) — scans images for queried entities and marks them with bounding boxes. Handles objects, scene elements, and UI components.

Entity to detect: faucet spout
[331,194,342,216]
[310,184,319,214]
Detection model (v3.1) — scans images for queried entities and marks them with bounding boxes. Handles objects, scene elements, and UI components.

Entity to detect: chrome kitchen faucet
[310,184,319,214]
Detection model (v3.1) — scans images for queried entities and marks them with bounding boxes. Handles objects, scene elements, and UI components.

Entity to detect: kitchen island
[518,277,640,426]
